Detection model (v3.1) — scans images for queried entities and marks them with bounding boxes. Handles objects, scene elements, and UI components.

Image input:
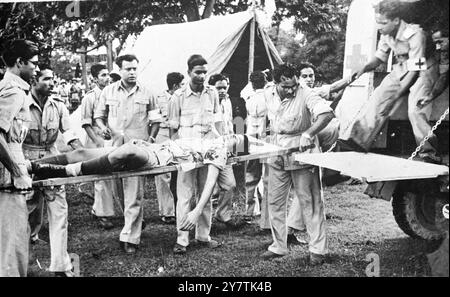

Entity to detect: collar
[30,92,54,112]
[3,71,30,92]
[394,20,408,41]
[117,80,140,93]
[185,83,210,97]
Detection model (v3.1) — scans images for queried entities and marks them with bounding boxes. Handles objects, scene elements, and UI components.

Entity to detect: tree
[270,0,351,83]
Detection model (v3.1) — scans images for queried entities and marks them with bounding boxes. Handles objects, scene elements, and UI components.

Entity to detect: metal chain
[408,107,449,160]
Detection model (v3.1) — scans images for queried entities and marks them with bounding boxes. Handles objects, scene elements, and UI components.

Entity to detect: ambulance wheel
[392,180,448,241]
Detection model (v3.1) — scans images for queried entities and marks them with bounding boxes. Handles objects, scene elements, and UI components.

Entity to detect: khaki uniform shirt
[0,72,32,186]
[80,86,103,146]
[218,95,234,136]
[94,81,162,144]
[155,90,172,139]
[375,20,428,79]
[168,84,220,140]
[246,88,268,138]
[24,94,76,151]
[265,84,333,170]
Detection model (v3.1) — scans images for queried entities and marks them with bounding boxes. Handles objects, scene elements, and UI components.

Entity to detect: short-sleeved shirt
[24,94,76,148]
[375,20,428,78]
[0,72,31,186]
[80,86,102,129]
[265,84,333,170]
[94,81,162,142]
[155,90,172,129]
[168,84,220,140]
[246,88,267,137]
[217,95,234,136]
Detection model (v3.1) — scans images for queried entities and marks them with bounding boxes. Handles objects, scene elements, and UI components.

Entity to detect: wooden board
[295,152,449,183]
[32,137,289,187]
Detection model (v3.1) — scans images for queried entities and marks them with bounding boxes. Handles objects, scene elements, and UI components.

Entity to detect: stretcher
[295,152,449,242]
[31,136,291,188]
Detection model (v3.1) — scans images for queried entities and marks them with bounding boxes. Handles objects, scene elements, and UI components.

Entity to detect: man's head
[297,62,316,88]
[187,54,208,87]
[375,0,403,36]
[1,39,39,82]
[115,54,139,85]
[273,63,298,100]
[33,67,54,97]
[90,64,110,88]
[166,72,185,91]
[208,73,229,100]
[249,71,267,90]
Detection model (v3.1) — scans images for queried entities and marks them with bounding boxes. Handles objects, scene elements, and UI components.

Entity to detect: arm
[0,132,31,189]
[180,165,220,231]
[417,71,449,108]
[168,93,181,140]
[80,93,103,147]
[93,90,111,139]
[354,57,384,79]
[299,112,334,152]
[329,73,358,94]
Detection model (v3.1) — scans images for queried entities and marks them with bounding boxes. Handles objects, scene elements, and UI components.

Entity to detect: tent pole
[248,11,256,76]
[258,25,274,70]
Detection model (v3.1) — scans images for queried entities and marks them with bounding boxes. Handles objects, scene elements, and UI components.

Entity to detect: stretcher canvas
[295,152,449,182]
[32,137,287,187]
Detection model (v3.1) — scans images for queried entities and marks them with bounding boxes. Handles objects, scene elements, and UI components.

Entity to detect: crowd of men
[0,0,448,277]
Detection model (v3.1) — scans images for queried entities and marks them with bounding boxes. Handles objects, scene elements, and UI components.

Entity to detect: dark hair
[297,62,316,75]
[375,0,404,20]
[1,39,39,67]
[35,65,52,80]
[208,73,229,86]
[115,54,139,68]
[166,72,184,90]
[90,64,107,78]
[187,54,207,71]
[272,63,297,83]
[249,71,266,89]
[110,73,121,82]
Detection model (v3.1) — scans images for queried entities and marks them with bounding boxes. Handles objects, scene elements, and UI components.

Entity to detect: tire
[392,180,448,241]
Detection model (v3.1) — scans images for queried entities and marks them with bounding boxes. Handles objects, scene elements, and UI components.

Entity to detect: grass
[28,166,439,278]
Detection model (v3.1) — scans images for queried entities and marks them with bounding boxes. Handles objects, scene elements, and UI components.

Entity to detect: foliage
[271,0,351,83]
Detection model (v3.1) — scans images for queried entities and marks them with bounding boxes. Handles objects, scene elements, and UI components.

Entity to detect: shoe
[173,243,187,255]
[161,216,176,224]
[215,218,244,230]
[287,233,308,245]
[261,250,284,260]
[97,217,114,230]
[54,269,75,277]
[196,239,222,249]
[243,215,254,224]
[335,139,367,152]
[32,163,68,180]
[294,231,309,245]
[120,241,137,254]
[413,155,443,165]
[309,253,326,266]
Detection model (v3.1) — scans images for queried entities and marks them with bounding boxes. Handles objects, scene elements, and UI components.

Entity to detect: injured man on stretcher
[28,134,249,231]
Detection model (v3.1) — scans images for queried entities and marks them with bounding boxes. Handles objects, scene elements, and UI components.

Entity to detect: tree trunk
[202,0,215,19]
[80,45,88,88]
[106,39,114,72]
[181,0,200,22]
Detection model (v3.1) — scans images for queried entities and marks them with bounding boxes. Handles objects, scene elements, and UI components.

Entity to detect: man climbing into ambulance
[338,0,442,164]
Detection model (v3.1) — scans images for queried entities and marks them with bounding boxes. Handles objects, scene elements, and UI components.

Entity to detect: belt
[22,143,55,151]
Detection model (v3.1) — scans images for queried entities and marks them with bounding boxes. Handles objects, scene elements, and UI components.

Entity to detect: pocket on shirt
[134,98,149,115]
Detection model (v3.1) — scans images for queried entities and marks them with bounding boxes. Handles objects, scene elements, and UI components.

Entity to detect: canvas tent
[121,10,282,118]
